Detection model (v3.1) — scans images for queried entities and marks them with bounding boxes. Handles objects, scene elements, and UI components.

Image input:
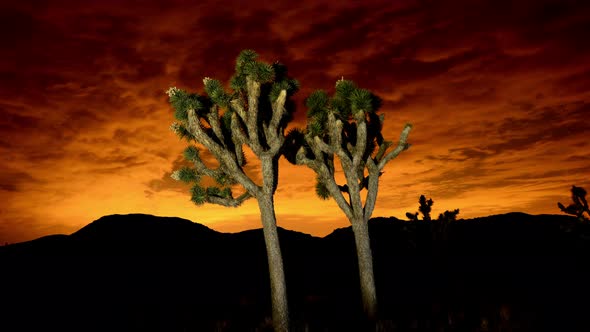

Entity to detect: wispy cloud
[0,0,589,242]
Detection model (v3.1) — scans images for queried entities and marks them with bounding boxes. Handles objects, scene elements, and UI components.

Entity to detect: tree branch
[188,109,259,196]
[304,134,324,163]
[375,140,392,162]
[246,76,263,155]
[326,113,352,166]
[192,153,223,179]
[187,109,220,152]
[208,192,252,207]
[378,123,412,170]
[230,98,247,124]
[313,136,334,154]
[363,158,380,221]
[230,112,248,166]
[352,121,367,168]
[266,90,287,155]
[319,172,354,221]
[230,112,248,145]
[206,105,225,147]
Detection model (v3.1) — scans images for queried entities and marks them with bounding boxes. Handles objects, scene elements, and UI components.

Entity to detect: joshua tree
[433,208,460,243]
[406,195,459,246]
[405,195,433,222]
[166,50,298,331]
[284,78,412,320]
[558,185,590,222]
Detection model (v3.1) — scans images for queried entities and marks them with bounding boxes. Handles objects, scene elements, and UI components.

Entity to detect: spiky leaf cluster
[171,123,195,141]
[168,49,299,210]
[169,90,207,122]
[204,78,232,109]
[230,74,247,92]
[230,50,276,88]
[189,183,234,206]
[221,109,234,132]
[315,178,330,200]
[190,185,207,205]
[306,90,330,117]
[214,171,237,186]
[231,49,273,91]
[206,186,233,197]
[176,166,200,183]
[183,146,200,161]
[303,80,383,146]
[270,78,299,102]
[283,128,311,164]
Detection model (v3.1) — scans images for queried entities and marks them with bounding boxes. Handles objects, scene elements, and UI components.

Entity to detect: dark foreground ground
[2,212,590,331]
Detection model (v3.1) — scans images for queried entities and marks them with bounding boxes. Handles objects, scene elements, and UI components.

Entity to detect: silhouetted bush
[558,185,590,222]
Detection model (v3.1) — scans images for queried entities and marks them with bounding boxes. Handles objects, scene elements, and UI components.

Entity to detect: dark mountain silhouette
[1,212,590,331]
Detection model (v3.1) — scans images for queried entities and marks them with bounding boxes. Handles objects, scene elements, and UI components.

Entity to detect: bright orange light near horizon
[1,0,589,244]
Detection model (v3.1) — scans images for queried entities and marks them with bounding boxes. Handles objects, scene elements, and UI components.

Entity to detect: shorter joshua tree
[406,195,433,222]
[433,208,460,244]
[284,78,412,320]
[406,195,459,245]
[558,185,590,222]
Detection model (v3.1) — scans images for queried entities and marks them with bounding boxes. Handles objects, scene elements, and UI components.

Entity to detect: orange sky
[1,0,589,244]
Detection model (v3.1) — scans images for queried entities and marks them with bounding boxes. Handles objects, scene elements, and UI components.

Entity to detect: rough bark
[170,68,292,330]
[258,192,289,332]
[352,218,378,321]
[297,105,412,322]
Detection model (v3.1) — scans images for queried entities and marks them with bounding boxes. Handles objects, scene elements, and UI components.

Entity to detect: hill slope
[1,212,589,331]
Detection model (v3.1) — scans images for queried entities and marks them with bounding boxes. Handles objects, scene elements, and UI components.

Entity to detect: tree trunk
[352,218,378,320]
[258,193,290,332]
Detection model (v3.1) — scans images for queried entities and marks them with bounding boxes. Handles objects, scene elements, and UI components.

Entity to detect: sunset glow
[1,0,589,243]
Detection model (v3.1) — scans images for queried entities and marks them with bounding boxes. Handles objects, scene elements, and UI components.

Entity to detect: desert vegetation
[1,187,590,331]
[558,185,590,222]
[2,44,590,330]
[166,50,299,331]
[285,77,412,320]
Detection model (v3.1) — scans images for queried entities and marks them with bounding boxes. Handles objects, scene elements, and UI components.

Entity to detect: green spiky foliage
[285,79,405,199]
[286,77,413,320]
[166,49,298,332]
[168,50,298,208]
[558,185,590,222]
[282,128,312,164]
[315,177,330,200]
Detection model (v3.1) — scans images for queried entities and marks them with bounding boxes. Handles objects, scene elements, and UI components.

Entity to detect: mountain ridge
[0,211,580,250]
[1,211,589,331]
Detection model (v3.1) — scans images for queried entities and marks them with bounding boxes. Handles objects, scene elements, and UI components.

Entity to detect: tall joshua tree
[166,50,298,332]
[284,78,412,320]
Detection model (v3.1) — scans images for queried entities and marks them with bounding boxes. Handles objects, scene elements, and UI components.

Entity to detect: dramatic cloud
[1,0,589,243]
